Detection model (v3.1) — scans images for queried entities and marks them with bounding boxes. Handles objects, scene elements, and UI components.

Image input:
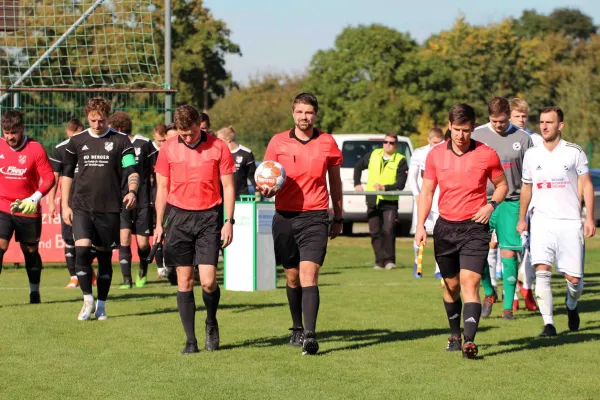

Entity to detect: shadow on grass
[220,326,495,354]
[482,327,600,358]
[109,302,286,319]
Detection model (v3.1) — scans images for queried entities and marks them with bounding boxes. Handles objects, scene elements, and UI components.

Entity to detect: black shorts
[59,204,74,243]
[72,210,120,249]
[163,206,220,267]
[120,207,153,236]
[0,211,41,245]
[272,210,329,268]
[433,217,490,278]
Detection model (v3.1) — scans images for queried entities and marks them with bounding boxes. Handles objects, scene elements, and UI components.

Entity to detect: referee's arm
[221,173,235,248]
[153,172,169,243]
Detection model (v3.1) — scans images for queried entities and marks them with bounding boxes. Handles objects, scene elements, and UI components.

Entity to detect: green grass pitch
[1,237,599,399]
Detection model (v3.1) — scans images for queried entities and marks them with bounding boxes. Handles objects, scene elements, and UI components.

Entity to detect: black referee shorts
[272,210,329,268]
[163,206,220,268]
[0,211,41,245]
[72,210,119,249]
[120,207,153,236]
[433,217,490,278]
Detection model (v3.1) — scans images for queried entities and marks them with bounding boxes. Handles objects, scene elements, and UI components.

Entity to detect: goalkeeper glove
[10,191,43,215]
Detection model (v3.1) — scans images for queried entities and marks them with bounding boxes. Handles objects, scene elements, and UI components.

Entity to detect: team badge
[135,147,141,156]
[104,142,114,152]
[18,155,27,164]
[236,156,243,164]
[512,142,521,151]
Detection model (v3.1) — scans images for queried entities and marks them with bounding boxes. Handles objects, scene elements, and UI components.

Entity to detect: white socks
[521,252,535,290]
[566,279,584,310]
[535,270,553,326]
[488,249,497,287]
[83,294,94,303]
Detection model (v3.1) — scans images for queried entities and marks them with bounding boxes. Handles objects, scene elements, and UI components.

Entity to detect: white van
[331,134,414,235]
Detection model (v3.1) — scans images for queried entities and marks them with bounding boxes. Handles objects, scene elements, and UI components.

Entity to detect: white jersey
[410,143,442,212]
[522,139,589,220]
[530,133,543,147]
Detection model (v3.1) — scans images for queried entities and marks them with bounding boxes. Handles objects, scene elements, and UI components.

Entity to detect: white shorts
[410,199,438,234]
[530,214,584,278]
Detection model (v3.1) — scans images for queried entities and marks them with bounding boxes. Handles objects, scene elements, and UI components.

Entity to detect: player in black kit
[108,111,158,289]
[62,98,139,321]
[216,126,258,200]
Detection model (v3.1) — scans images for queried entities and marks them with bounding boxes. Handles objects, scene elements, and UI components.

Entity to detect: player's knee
[20,244,38,254]
[201,279,217,293]
[286,276,300,288]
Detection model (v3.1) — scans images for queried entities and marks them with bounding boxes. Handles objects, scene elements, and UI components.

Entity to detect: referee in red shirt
[153,105,236,354]
[261,93,343,356]
[415,104,508,359]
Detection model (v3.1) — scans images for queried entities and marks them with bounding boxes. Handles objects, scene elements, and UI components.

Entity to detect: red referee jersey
[424,139,503,221]
[0,137,55,218]
[154,131,235,211]
[264,128,342,212]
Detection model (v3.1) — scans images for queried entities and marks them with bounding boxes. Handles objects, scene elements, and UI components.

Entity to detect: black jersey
[150,141,160,205]
[65,128,134,213]
[120,135,157,208]
[231,144,256,199]
[49,138,70,175]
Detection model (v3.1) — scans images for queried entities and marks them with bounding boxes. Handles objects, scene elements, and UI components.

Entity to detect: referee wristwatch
[489,200,498,210]
[128,189,137,197]
[332,217,344,224]
[225,218,235,225]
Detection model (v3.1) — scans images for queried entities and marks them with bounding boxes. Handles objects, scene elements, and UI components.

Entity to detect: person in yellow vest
[354,134,409,269]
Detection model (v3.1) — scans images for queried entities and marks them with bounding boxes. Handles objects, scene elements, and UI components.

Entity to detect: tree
[305,24,419,134]
[209,73,306,159]
[151,1,241,109]
[514,8,596,40]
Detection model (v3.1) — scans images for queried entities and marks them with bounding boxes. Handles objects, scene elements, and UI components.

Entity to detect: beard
[296,120,313,131]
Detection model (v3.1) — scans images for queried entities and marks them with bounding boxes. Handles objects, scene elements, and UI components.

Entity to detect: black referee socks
[75,246,93,296]
[302,286,320,333]
[286,285,303,329]
[443,299,462,337]
[202,286,221,326]
[0,248,5,274]
[177,291,197,343]
[463,302,482,343]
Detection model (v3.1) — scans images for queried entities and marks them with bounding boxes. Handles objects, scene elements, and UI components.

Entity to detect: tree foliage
[209,74,305,159]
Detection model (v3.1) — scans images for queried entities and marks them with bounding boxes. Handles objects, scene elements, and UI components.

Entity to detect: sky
[204,0,600,85]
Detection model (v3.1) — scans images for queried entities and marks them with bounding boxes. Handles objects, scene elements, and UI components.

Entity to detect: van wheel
[342,222,353,235]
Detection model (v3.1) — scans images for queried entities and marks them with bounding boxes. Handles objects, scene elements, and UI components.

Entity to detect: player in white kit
[509,98,539,311]
[408,128,444,279]
[517,106,596,337]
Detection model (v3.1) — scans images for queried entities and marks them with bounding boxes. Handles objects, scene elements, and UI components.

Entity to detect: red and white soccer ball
[255,160,286,191]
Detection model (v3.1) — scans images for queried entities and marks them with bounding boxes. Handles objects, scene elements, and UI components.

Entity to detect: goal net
[0,0,163,89]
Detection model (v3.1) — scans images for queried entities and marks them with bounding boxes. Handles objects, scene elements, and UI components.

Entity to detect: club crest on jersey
[135,147,141,156]
[236,156,243,164]
[18,155,27,164]
[512,142,521,151]
[104,142,114,152]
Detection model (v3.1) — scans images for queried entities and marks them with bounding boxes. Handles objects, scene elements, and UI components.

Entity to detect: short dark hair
[84,97,111,118]
[154,124,166,137]
[293,92,319,113]
[385,133,398,142]
[448,104,476,126]
[108,111,132,135]
[488,96,510,117]
[67,119,84,133]
[541,106,564,123]
[174,105,202,131]
[1,110,24,132]
[200,112,210,128]
[165,123,177,133]
[428,127,444,139]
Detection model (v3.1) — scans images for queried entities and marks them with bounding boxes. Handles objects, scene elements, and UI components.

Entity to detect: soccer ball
[255,160,286,191]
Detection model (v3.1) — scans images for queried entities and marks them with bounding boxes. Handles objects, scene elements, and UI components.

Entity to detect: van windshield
[341,140,411,168]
